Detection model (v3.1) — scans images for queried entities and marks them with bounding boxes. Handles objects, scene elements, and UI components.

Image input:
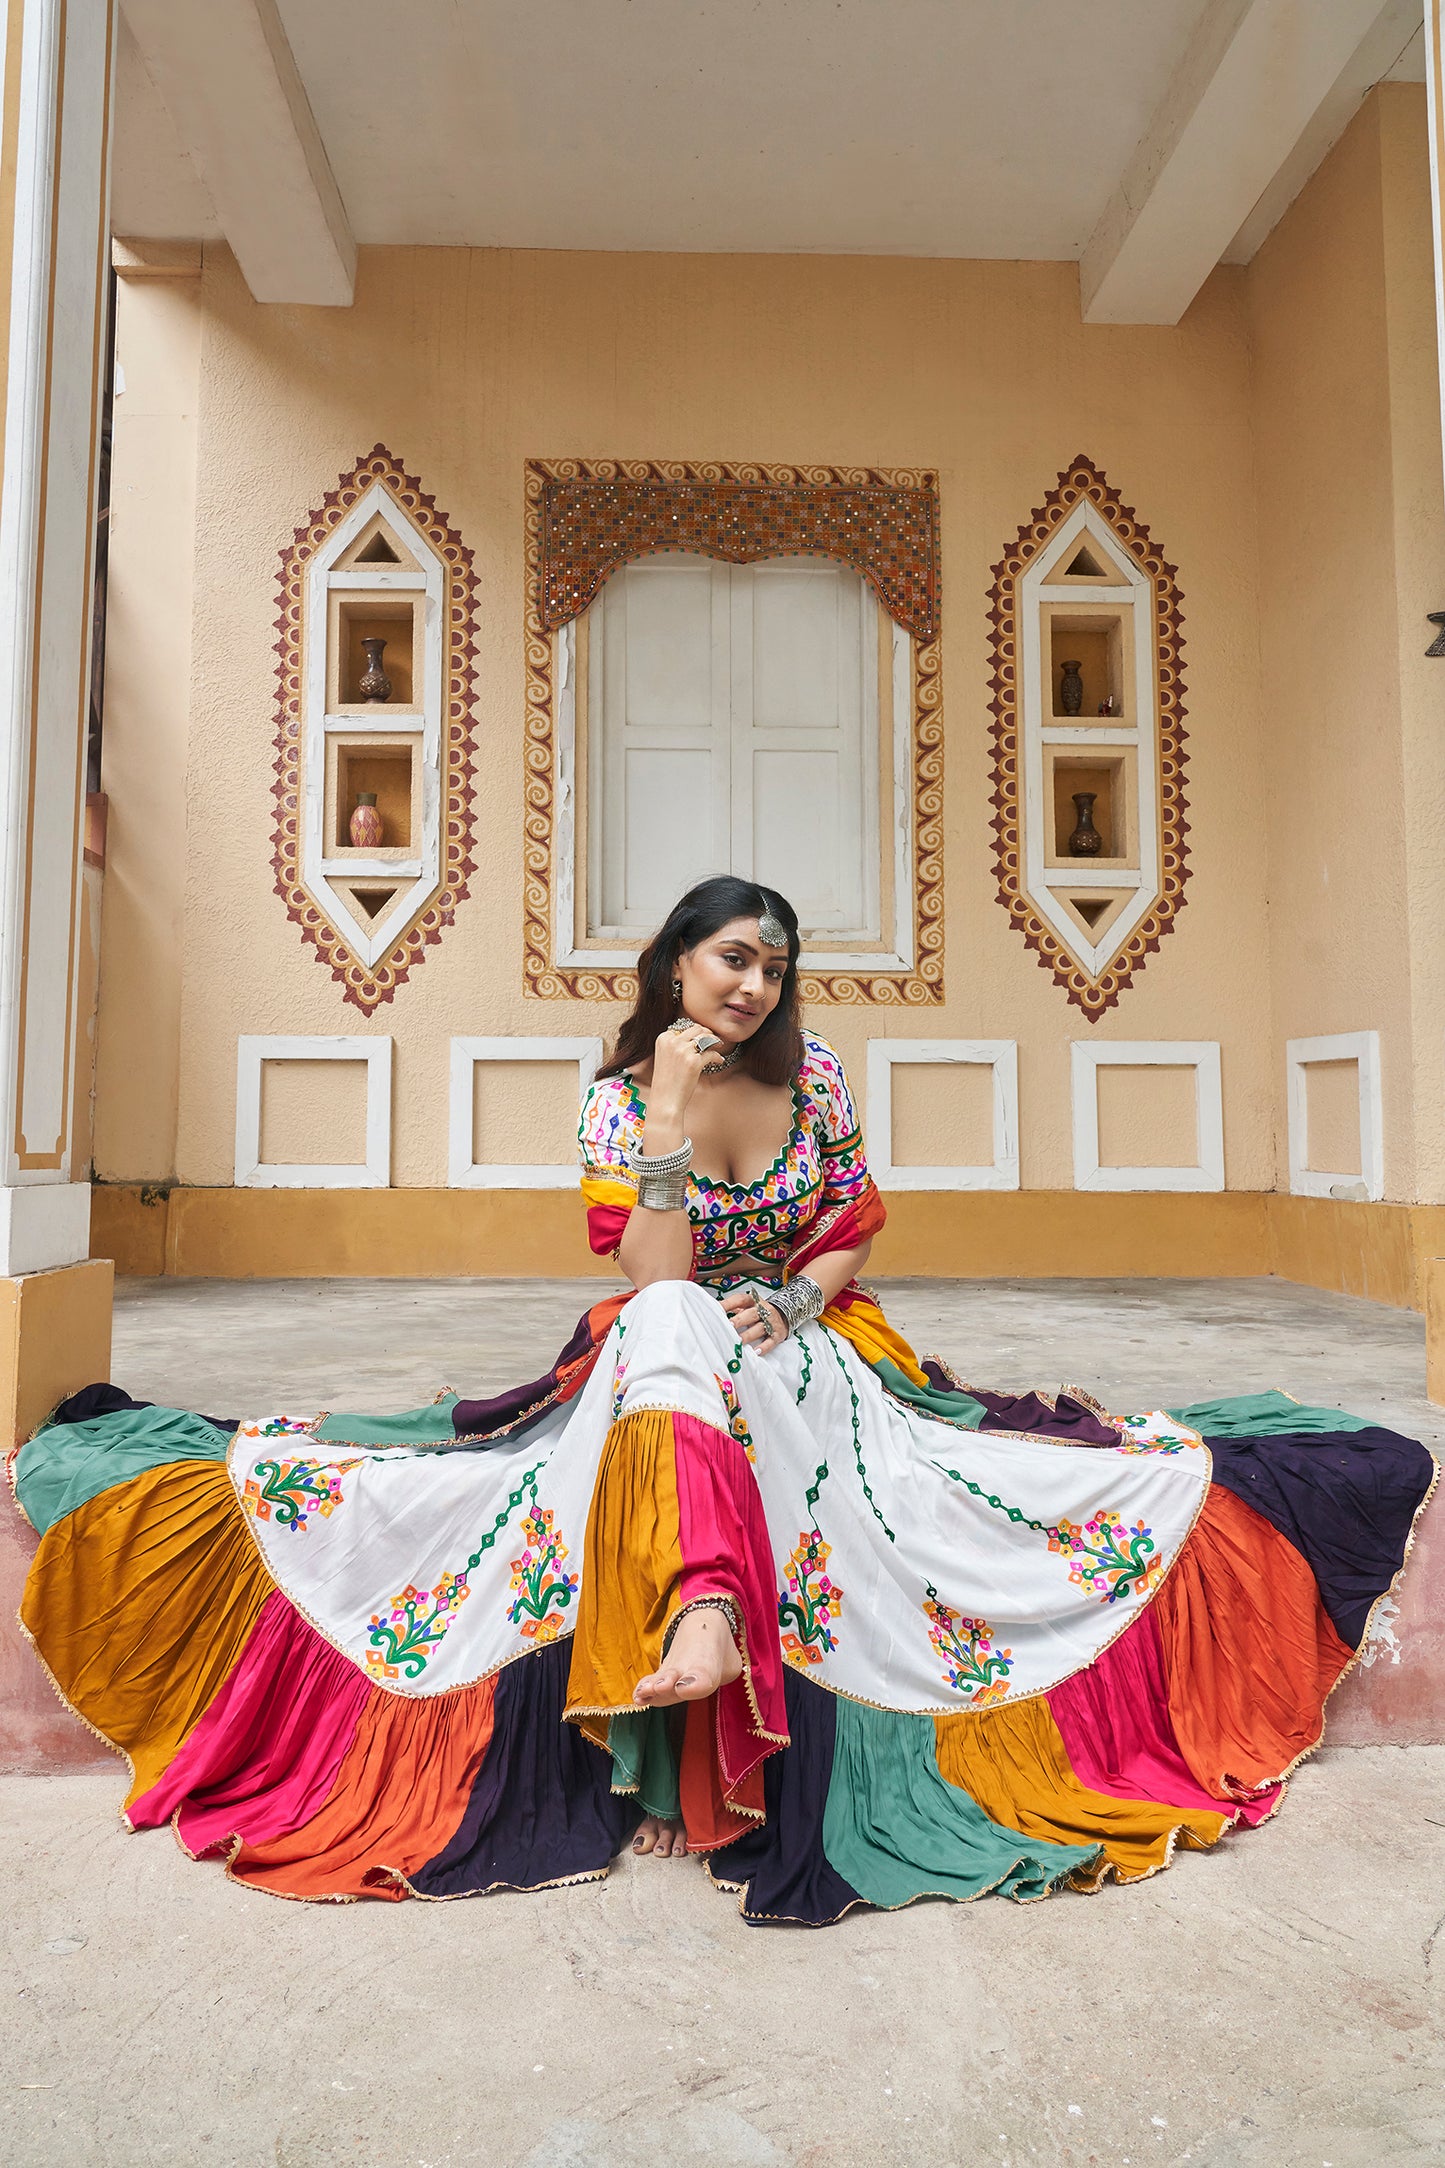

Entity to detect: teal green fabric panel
[874,1358,987,1430]
[15,1406,230,1537]
[607,1710,680,1821]
[312,1396,462,1445]
[822,1697,1096,1908]
[1166,1390,1375,1437]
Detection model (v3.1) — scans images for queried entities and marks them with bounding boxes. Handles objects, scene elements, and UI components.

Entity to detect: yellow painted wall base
[1426,1258,1445,1408]
[89,1182,1444,1311]
[0,1256,114,1454]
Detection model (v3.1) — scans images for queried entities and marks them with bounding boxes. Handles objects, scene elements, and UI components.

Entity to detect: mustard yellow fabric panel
[932,1695,1226,1887]
[21,1461,275,1807]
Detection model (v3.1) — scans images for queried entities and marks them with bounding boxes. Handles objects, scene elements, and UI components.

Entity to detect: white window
[578,553,886,948]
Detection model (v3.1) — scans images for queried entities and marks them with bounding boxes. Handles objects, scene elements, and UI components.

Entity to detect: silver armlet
[630,1134,692,1210]
[636,1170,689,1212]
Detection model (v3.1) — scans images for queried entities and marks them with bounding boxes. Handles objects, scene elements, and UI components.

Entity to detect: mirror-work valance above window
[535,461,941,643]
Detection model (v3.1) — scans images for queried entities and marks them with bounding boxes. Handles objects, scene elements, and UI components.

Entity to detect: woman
[13,878,1435,1922]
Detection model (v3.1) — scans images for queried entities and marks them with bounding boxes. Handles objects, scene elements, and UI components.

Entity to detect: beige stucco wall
[1248,83,1445,1206]
[95,233,1280,1195]
[95,86,1442,1213]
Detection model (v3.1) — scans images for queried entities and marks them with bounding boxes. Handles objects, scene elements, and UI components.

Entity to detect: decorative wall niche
[271,447,477,1012]
[989,457,1190,1021]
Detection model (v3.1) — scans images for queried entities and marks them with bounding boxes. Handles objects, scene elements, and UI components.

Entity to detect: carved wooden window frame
[988,456,1190,1021]
[522,457,943,1006]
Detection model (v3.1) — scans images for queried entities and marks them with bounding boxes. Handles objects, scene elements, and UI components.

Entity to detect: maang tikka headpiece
[756,896,788,950]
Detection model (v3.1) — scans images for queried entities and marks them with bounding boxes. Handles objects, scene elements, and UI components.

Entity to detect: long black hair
[596,877,804,1088]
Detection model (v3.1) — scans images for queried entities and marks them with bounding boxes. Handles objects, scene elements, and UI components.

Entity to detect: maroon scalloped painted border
[987,456,1190,1021]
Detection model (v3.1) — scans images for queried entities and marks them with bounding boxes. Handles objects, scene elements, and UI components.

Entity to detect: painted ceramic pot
[1059,659,1083,716]
[359,637,392,702]
[349,792,384,849]
[1067,791,1103,857]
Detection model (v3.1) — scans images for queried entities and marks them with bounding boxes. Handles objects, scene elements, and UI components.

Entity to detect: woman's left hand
[721,1284,788,1356]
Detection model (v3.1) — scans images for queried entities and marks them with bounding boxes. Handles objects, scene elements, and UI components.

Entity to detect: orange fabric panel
[1154,1485,1353,1799]
[230,1676,497,1900]
[933,1693,1226,1888]
[20,1462,273,1806]
[564,1409,681,1748]
[679,1698,767,1852]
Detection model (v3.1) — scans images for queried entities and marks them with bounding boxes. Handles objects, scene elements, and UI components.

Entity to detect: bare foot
[632,1814,687,1858]
[633,1606,743,1707]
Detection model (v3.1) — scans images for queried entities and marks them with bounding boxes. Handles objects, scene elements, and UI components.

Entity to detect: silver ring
[694,1031,721,1054]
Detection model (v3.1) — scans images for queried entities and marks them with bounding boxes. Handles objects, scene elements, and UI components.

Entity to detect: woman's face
[676,917,790,1043]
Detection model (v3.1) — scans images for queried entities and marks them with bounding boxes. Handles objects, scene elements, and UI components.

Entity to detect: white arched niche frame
[1020,500,1160,981]
[302,481,446,970]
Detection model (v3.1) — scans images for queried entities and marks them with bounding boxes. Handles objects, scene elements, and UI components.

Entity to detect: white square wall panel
[450,1037,605,1188]
[236,1036,392,1188]
[866,1040,1020,1190]
[1285,1031,1383,1201]
[1071,1041,1224,1193]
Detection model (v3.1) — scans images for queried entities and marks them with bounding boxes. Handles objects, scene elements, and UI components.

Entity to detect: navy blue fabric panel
[412,1637,640,1896]
[712,1667,863,1927]
[43,1381,239,1437]
[1207,1427,1436,1649]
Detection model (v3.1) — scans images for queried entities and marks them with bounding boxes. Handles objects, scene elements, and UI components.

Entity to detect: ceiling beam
[119,0,355,305]
[1080,0,1416,325]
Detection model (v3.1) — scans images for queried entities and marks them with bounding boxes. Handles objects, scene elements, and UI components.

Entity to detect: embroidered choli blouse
[578,1032,873,1290]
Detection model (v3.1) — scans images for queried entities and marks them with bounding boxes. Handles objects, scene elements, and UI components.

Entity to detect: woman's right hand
[649,1020,717,1117]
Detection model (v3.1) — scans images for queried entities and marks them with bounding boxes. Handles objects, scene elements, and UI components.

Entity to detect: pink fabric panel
[671,1411,787,1794]
[128,1588,373,1851]
[1048,1604,1280,1828]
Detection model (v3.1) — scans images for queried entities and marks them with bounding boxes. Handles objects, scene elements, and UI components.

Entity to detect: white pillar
[0,0,114,1275]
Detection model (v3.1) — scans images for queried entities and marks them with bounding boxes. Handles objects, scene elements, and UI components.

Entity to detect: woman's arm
[615,1025,716,1289]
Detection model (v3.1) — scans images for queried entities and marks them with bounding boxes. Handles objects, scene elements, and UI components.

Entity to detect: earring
[672,978,682,1005]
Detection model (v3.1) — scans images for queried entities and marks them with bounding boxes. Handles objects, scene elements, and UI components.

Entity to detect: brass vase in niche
[349,792,384,849]
[1059,659,1083,716]
[1067,792,1103,857]
[359,637,392,702]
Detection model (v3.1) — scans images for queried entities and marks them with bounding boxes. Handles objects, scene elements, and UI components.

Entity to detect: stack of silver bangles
[747,1273,826,1340]
[630,1135,693,1211]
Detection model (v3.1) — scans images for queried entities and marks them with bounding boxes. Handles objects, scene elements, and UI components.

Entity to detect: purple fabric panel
[128,1589,372,1849]
[1048,1604,1279,1828]
[711,1667,863,1927]
[923,1370,1119,1448]
[410,1636,640,1896]
[1206,1428,1435,1649]
[450,1310,597,1438]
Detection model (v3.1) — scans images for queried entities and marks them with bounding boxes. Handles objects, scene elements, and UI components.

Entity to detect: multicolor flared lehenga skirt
[13,1279,1436,1923]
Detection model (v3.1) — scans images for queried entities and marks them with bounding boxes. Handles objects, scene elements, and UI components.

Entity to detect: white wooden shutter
[588,555,731,933]
[730,559,877,936]
[588,552,880,942]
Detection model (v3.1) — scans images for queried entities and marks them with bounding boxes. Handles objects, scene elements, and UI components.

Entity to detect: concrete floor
[6,1275,1445,2168]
